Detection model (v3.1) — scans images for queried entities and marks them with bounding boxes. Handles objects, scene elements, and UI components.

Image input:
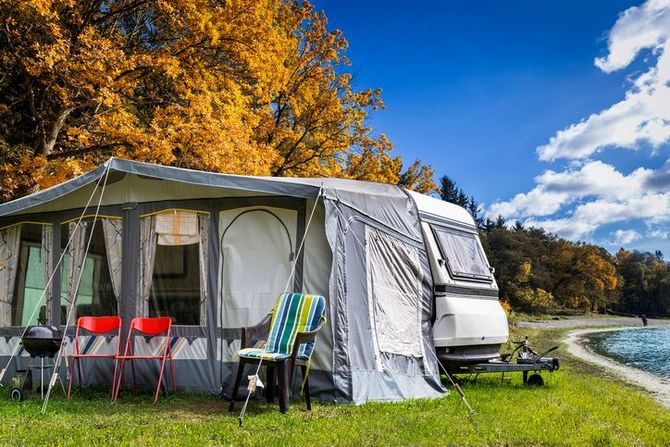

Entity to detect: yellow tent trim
[61,214,122,224]
[0,221,51,231]
[140,208,210,218]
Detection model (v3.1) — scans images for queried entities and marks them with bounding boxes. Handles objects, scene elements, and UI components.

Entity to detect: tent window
[14,245,44,325]
[60,221,119,323]
[149,243,201,325]
[366,227,423,361]
[431,226,492,282]
[139,210,208,326]
[9,224,49,326]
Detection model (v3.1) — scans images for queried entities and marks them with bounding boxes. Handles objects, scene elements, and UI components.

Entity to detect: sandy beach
[518,316,670,409]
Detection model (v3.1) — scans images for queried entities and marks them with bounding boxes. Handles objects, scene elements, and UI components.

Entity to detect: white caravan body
[407,191,509,363]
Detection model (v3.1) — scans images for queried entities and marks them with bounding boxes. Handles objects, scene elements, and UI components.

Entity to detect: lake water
[587,328,670,378]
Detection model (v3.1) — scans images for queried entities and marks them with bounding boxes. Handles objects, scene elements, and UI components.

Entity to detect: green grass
[1,327,668,446]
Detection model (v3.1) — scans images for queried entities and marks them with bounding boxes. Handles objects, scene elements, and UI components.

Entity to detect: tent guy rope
[41,162,112,414]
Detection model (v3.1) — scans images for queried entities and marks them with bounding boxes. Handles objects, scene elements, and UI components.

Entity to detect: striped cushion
[238,293,326,361]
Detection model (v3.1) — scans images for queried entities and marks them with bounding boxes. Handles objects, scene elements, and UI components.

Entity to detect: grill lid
[24,325,63,340]
[21,325,64,358]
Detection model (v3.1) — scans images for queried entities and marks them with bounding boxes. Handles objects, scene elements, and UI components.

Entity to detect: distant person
[640,314,648,327]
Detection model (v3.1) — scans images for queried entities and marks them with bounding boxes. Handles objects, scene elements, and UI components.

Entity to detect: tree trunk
[39,107,74,156]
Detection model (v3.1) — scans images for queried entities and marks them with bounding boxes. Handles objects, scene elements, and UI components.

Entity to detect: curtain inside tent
[4,224,51,326]
[197,214,208,325]
[102,219,123,314]
[41,225,53,321]
[64,222,89,325]
[0,225,21,326]
[138,216,157,318]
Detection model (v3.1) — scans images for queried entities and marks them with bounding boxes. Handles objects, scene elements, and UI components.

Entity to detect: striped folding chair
[229,292,326,413]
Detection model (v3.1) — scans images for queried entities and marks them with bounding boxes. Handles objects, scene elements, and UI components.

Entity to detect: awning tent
[0,158,445,403]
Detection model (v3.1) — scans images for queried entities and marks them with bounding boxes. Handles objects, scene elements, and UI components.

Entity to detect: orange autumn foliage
[0,0,435,201]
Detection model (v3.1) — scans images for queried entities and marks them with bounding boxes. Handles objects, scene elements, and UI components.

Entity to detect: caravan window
[431,226,492,281]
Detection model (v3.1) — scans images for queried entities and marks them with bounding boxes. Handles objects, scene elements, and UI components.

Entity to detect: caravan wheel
[10,388,24,401]
[526,374,544,386]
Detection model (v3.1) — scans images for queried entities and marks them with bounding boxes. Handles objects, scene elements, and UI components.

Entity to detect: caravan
[0,158,508,403]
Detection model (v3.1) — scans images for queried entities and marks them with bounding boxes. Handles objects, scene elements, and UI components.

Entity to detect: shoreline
[563,326,670,410]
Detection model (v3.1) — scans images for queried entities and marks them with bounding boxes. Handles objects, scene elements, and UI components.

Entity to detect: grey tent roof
[0,157,405,218]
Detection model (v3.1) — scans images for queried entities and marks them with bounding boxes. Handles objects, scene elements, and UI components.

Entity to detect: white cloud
[488,160,655,218]
[611,229,642,246]
[490,1,670,245]
[648,227,669,239]
[521,192,670,240]
[537,0,670,161]
[595,0,670,72]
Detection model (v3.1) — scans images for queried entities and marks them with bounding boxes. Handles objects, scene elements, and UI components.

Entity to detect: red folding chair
[67,316,122,399]
[113,317,176,403]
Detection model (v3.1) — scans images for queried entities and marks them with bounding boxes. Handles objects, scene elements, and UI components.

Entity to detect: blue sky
[314,0,670,255]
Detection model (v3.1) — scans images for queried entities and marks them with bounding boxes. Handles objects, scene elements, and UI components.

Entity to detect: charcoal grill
[21,326,63,358]
[12,326,65,400]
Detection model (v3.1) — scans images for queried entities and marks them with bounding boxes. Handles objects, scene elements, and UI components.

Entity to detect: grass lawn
[1,326,668,446]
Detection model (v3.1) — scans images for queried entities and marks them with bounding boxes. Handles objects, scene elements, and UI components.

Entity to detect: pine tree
[467,196,483,229]
[483,218,496,232]
[438,175,460,203]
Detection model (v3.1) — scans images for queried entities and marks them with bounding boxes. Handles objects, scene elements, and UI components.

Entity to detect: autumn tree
[615,249,670,316]
[0,0,435,201]
[548,242,619,312]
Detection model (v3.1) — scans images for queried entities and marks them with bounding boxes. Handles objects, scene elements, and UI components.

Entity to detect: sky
[313,0,670,255]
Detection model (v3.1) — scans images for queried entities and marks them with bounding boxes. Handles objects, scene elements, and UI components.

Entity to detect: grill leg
[40,358,44,400]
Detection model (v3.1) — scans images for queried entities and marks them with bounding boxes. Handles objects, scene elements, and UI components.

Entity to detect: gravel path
[516,315,670,330]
